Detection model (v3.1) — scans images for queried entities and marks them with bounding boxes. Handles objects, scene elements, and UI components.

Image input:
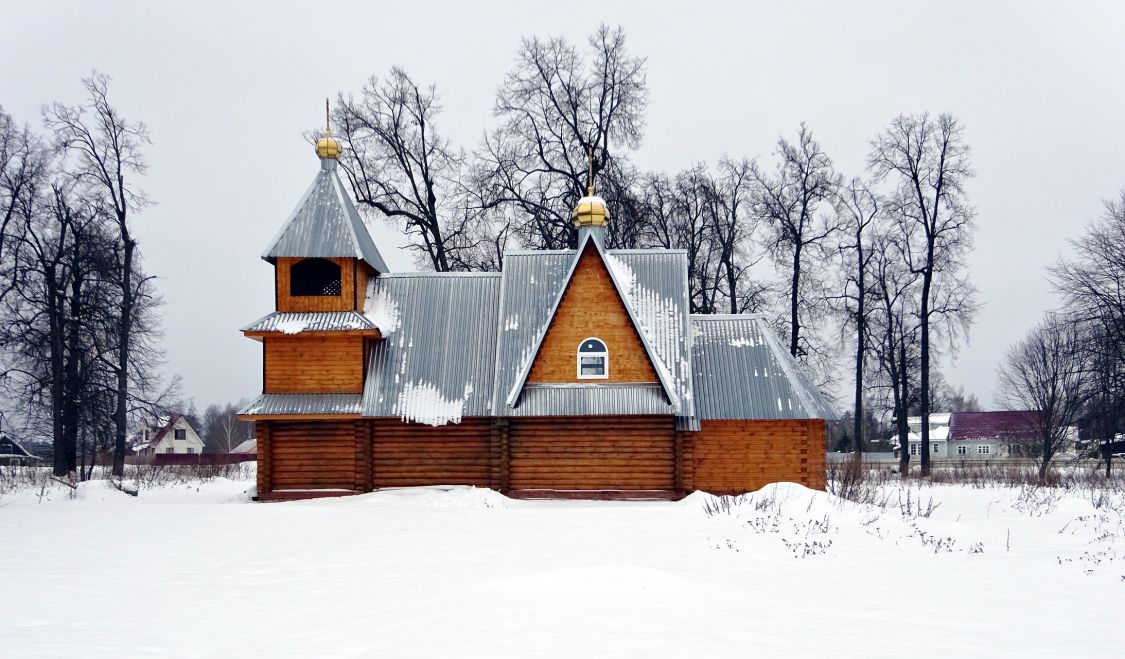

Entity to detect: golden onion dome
[572,146,610,227]
[316,131,341,160]
[316,98,341,160]
[572,193,611,227]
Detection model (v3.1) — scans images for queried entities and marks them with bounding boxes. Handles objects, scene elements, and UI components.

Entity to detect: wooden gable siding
[265,421,358,491]
[508,416,675,491]
[528,245,658,383]
[692,419,826,494]
[275,257,360,312]
[371,418,492,488]
[263,335,365,393]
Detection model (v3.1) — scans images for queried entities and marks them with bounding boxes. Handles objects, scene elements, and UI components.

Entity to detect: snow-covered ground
[1,470,1122,658]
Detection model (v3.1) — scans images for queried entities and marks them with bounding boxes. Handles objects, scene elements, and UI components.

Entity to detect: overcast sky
[3,0,1124,413]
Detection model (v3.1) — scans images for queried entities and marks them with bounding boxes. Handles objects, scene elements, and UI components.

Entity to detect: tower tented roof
[262,160,388,273]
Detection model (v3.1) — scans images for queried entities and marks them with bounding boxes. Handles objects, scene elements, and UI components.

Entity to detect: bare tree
[44,71,152,478]
[335,69,499,271]
[1051,190,1125,474]
[480,25,648,250]
[750,123,842,360]
[869,113,977,476]
[997,314,1088,481]
[831,178,880,454]
[867,226,922,475]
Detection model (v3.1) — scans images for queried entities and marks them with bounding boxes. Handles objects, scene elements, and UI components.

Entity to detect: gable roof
[690,315,835,420]
[949,411,1040,441]
[261,159,388,273]
[0,432,38,459]
[500,235,684,413]
[133,414,185,449]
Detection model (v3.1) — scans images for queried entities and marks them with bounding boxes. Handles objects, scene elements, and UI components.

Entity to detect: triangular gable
[505,234,679,409]
[261,162,388,273]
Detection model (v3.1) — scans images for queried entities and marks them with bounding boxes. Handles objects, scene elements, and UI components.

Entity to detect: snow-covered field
[2,469,1122,658]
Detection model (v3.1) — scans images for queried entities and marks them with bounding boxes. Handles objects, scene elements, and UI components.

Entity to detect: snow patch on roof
[396,381,474,427]
[274,318,309,334]
[365,280,401,335]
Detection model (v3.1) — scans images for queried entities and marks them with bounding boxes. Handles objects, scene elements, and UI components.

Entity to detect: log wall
[692,419,826,494]
[371,418,493,488]
[266,421,358,491]
[528,245,658,384]
[508,416,675,491]
[253,416,826,500]
[263,335,365,393]
[275,256,358,312]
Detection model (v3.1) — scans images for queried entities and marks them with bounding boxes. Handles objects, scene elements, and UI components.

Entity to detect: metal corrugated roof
[502,236,681,410]
[241,311,375,333]
[240,393,363,416]
[507,383,676,416]
[689,315,836,420]
[490,250,575,415]
[363,273,501,421]
[607,249,694,416]
[261,159,388,272]
[491,237,694,417]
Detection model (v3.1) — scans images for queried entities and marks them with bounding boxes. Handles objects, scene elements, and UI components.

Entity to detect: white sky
[3,0,1124,412]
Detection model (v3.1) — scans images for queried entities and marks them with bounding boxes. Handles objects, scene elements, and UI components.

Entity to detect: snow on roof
[0,432,39,460]
[231,438,257,454]
[690,315,835,420]
[241,311,377,334]
[240,394,363,416]
[494,237,690,417]
[130,414,186,450]
[363,273,501,421]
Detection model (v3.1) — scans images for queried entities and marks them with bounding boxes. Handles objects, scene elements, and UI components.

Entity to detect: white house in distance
[895,410,1081,460]
[132,415,205,455]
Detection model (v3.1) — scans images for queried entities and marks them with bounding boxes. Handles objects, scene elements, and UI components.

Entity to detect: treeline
[330,25,980,476]
[996,192,1125,479]
[0,74,173,479]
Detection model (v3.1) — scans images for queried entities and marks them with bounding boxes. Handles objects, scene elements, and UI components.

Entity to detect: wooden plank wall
[268,421,357,491]
[692,419,826,494]
[275,257,358,312]
[263,336,364,393]
[371,418,492,488]
[528,245,658,383]
[508,416,675,490]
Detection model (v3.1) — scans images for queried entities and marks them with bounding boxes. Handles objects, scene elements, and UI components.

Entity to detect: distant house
[895,410,1074,460]
[231,438,257,454]
[0,431,42,466]
[132,415,206,456]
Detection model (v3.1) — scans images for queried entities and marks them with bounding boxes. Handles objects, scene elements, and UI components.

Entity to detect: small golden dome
[572,194,610,227]
[316,132,341,160]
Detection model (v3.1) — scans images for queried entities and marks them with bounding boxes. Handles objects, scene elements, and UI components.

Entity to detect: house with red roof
[132,415,205,456]
[898,411,1069,460]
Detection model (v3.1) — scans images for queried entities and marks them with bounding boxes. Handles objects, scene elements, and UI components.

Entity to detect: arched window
[290,258,342,296]
[577,338,608,379]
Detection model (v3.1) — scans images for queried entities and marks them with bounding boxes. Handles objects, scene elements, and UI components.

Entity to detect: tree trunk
[919,265,933,477]
[789,242,802,357]
[898,341,910,479]
[853,236,865,455]
[112,237,135,478]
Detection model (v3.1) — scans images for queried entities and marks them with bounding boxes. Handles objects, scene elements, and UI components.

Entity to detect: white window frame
[978,444,991,455]
[932,443,940,454]
[165,447,175,454]
[186,447,195,455]
[909,443,918,456]
[576,337,609,380]
[957,445,967,456]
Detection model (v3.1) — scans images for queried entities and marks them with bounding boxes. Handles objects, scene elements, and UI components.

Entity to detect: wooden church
[240,120,833,501]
